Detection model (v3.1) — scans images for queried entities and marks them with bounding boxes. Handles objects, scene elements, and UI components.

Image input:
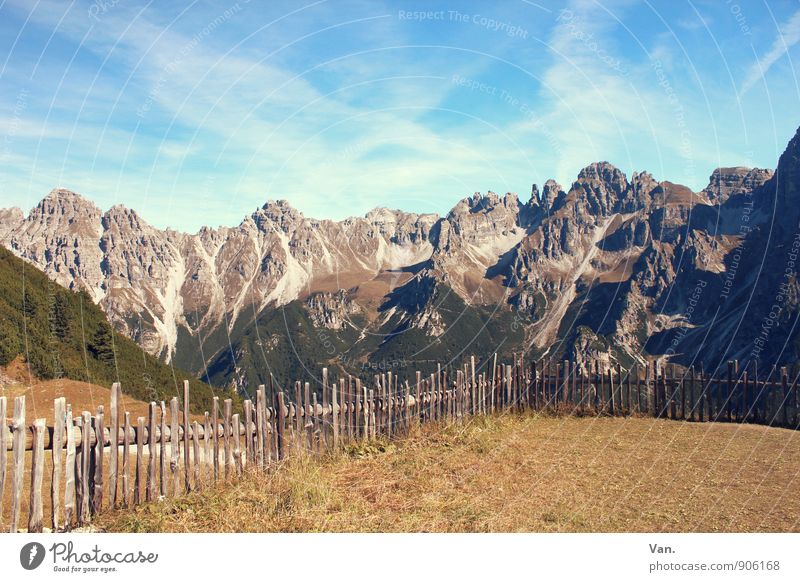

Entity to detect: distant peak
[365,207,399,222]
[577,161,626,183]
[45,187,85,200]
[261,198,293,210]
[37,188,101,214]
[703,166,773,203]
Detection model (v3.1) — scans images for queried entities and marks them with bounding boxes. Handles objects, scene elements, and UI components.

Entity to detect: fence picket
[51,397,65,530]
[64,405,76,528]
[28,419,46,533]
[170,398,180,495]
[0,397,6,529]
[224,399,232,477]
[193,421,202,489]
[160,402,167,497]
[9,396,25,532]
[243,400,254,465]
[212,397,220,480]
[204,412,212,476]
[232,414,243,477]
[275,392,286,461]
[255,389,265,469]
[121,412,130,509]
[93,408,105,515]
[134,417,145,507]
[109,382,120,507]
[183,381,191,493]
[147,402,157,502]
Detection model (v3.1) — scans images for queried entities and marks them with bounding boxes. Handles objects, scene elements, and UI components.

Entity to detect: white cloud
[740,10,800,96]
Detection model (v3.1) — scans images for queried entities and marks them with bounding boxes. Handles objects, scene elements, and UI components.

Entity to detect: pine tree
[50,293,71,341]
[89,323,116,365]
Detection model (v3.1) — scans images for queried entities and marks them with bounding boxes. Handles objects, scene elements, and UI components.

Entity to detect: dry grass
[2,379,155,425]
[96,414,800,533]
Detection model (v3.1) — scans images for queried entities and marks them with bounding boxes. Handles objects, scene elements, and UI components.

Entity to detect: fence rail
[0,357,797,532]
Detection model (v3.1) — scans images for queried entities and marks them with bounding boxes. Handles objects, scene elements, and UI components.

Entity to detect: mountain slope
[0,246,220,412]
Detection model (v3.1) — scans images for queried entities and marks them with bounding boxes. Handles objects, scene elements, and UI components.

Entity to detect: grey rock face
[3,127,800,379]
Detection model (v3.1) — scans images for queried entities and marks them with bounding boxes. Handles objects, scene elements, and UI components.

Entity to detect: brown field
[96,414,800,533]
[2,379,158,425]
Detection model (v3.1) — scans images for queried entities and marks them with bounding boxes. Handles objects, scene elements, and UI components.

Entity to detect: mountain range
[3,127,800,394]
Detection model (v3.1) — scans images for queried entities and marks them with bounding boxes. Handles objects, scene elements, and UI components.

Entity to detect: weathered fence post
[294,382,303,453]
[370,388,377,439]
[312,392,320,454]
[159,402,167,497]
[109,383,120,507]
[82,411,94,518]
[256,388,265,469]
[28,419,46,533]
[170,398,180,494]
[322,368,329,448]
[232,414,243,476]
[65,405,76,527]
[332,373,339,448]
[192,421,201,488]
[224,399,233,477]
[212,397,220,480]
[134,416,144,507]
[680,368,686,420]
[204,412,212,475]
[608,369,615,415]
[183,381,191,493]
[0,397,6,529]
[52,397,66,529]
[243,400,254,466]
[147,402,157,502]
[275,392,286,461]
[121,411,130,509]
[782,368,790,427]
[93,407,105,515]
[9,396,25,532]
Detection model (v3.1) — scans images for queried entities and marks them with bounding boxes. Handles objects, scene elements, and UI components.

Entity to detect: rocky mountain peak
[530,184,541,206]
[775,125,800,211]
[703,166,774,203]
[576,162,628,193]
[252,199,304,233]
[0,207,23,238]
[103,204,147,230]
[365,207,401,224]
[539,179,564,212]
[630,170,659,195]
[35,188,102,217]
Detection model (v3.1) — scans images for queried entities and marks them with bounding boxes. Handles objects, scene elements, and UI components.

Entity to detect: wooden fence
[1,357,798,532]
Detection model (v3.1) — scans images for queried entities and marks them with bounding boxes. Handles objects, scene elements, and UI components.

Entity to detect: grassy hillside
[204,280,526,395]
[0,247,223,413]
[205,300,368,395]
[370,281,524,376]
[96,415,800,533]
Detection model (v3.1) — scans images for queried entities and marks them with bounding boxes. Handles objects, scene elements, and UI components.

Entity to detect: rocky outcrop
[703,166,774,203]
[306,290,360,329]
[0,207,22,239]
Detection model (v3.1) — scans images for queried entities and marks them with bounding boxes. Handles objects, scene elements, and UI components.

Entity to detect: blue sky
[1,0,799,231]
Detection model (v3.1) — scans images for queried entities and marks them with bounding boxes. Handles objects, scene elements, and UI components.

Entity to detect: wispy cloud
[740,9,800,96]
